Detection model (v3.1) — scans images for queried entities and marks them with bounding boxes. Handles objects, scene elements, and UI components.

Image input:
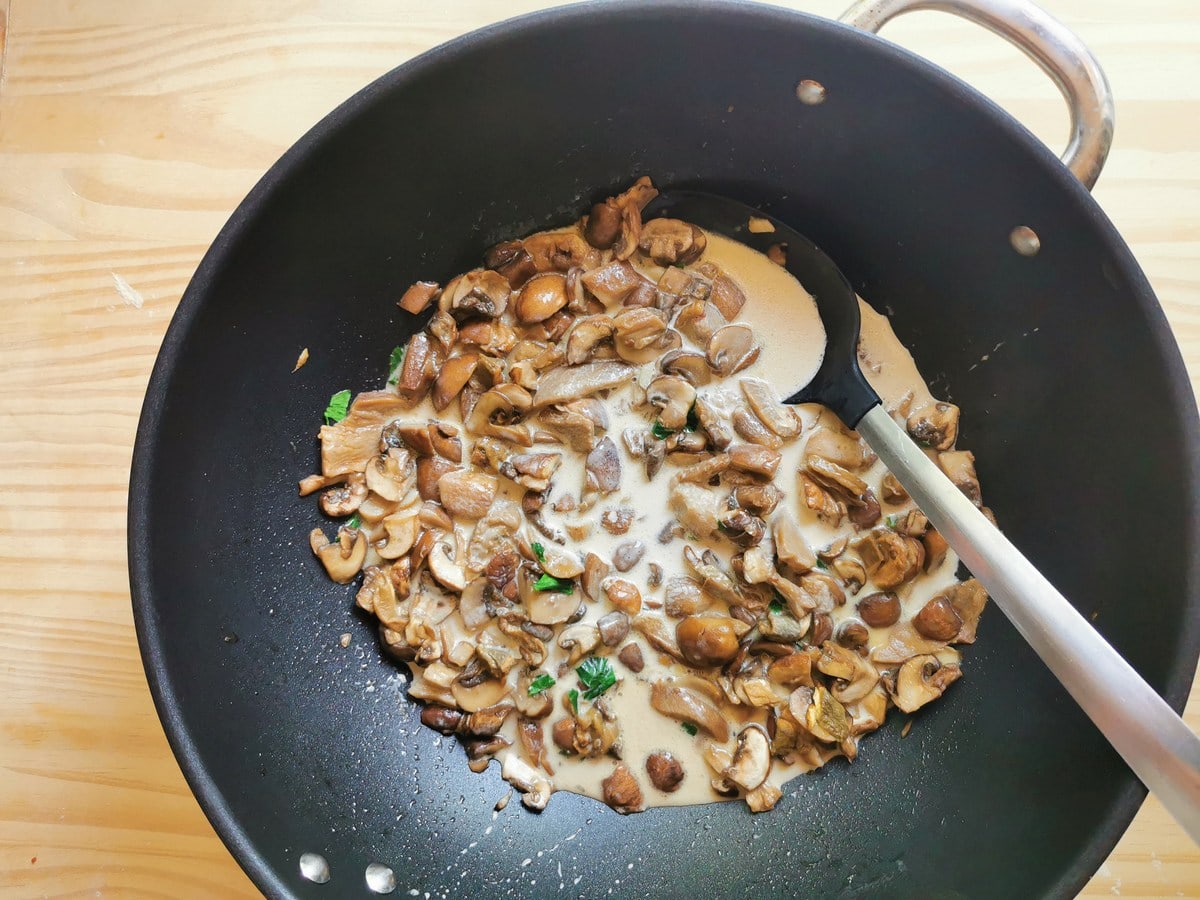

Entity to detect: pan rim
[128,1,1200,897]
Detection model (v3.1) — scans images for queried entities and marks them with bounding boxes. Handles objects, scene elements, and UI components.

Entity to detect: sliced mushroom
[646,375,697,431]
[855,529,925,590]
[581,552,610,601]
[437,469,497,520]
[439,269,511,320]
[706,324,760,377]
[659,349,712,387]
[923,528,950,572]
[398,280,440,314]
[612,540,646,572]
[432,353,480,411]
[427,537,466,592]
[772,516,816,573]
[483,240,537,289]
[612,307,674,364]
[512,272,570,323]
[522,230,600,273]
[602,577,642,616]
[393,332,439,402]
[881,473,908,503]
[469,383,534,447]
[724,725,771,791]
[580,260,652,306]
[890,654,963,713]
[501,753,552,811]
[668,482,721,539]
[804,684,850,744]
[728,444,782,479]
[531,360,635,409]
[804,427,872,471]
[565,315,617,364]
[377,506,421,560]
[938,578,989,643]
[816,641,879,704]
[675,615,741,667]
[857,591,901,628]
[538,406,597,452]
[675,301,728,346]
[740,378,802,438]
[708,274,747,321]
[638,218,706,266]
[913,595,964,641]
[517,565,577,625]
[585,436,622,495]
[907,401,960,451]
[649,678,730,741]
[601,763,644,815]
[683,545,741,604]
[319,474,368,517]
[938,450,981,504]
[539,544,584,578]
[691,396,733,449]
[309,527,367,583]
[557,623,601,665]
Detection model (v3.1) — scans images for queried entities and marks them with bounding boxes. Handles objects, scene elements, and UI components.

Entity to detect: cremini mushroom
[816,642,879,704]
[439,269,511,319]
[601,763,644,814]
[804,426,872,471]
[650,678,730,741]
[501,753,552,811]
[522,230,599,273]
[691,396,732,449]
[804,684,850,744]
[645,752,685,792]
[310,527,367,583]
[732,406,782,450]
[469,383,534,447]
[855,528,925,590]
[437,469,497,520]
[659,349,712,386]
[557,623,601,665]
[426,537,466,592]
[517,565,577,625]
[740,378,802,438]
[398,280,440,314]
[646,375,696,431]
[708,274,747,320]
[908,401,960,451]
[675,615,742,667]
[638,218,706,266]
[857,591,901,628]
[377,506,421,560]
[565,315,617,364]
[585,436,622,495]
[663,576,709,618]
[913,595,965,641]
[513,272,570,323]
[579,260,651,306]
[706,324,760,377]
[531,360,635,409]
[612,307,676,364]
[432,353,480,411]
[724,725,771,791]
[891,654,963,712]
[772,516,816,573]
[729,444,782,479]
[596,611,631,646]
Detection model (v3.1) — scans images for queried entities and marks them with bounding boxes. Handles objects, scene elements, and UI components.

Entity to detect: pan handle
[839,0,1114,190]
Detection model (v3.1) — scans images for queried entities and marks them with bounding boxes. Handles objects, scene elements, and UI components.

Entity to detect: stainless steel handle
[855,405,1200,843]
[840,0,1115,190]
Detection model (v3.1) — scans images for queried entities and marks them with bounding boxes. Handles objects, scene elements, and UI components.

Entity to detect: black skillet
[129,2,1200,897]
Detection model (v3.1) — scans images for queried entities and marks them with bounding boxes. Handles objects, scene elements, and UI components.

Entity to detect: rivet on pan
[795,79,827,105]
[1010,225,1041,257]
[299,852,330,884]
[365,862,397,894]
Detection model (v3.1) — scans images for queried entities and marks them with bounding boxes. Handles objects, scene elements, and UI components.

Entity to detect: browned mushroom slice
[537,405,596,452]
[501,754,552,811]
[513,272,570,323]
[483,240,537,289]
[309,527,367,584]
[398,280,440,314]
[579,260,652,306]
[733,482,784,518]
[438,269,511,320]
[650,678,730,741]
[923,527,950,572]
[729,444,782,479]
[672,453,730,485]
[668,482,721,538]
[881,473,908,503]
[531,360,635,409]
[816,641,879,704]
[498,452,562,493]
[912,595,963,641]
[706,324,760,377]
[646,375,697,431]
[601,763,644,814]
[804,684,850,744]
[708,274,747,321]
[938,449,982,504]
[659,349,712,387]
[740,378,802,438]
[516,565,577,625]
[805,456,869,500]
[870,624,949,665]
[522,230,600,272]
[585,198,622,249]
[612,307,676,364]
[724,725,771,792]
[683,545,741,604]
[638,218,707,266]
[907,401,960,451]
[854,528,925,590]
[799,473,846,525]
[565,315,617,365]
[437,469,497,520]
[931,578,989,643]
[675,300,728,345]
[732,407,783,450]
[319,473,367,516]
[803,426,873,471]
[716,508,766,547]
[469,383,534,447]
[584,436,622,495]
[889,654,963,712]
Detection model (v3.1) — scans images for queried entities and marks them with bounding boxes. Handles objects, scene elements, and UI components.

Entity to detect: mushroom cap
[724,725,771,791]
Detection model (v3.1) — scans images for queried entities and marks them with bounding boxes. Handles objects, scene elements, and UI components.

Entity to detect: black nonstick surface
[129,3,1200,897]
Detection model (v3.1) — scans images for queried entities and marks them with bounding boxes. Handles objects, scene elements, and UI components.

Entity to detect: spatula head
[643,190,880,426]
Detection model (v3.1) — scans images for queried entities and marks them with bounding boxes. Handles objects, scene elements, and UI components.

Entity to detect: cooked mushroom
[855,528,925,590]
[513,272,570,323]
[650,678,730,741]
[638,218,706,266]
[913,595,965,641]
[675,615,741,667]
[936,578,989,642]
[438,469,497,519]
[816,641,878,703]
[731,407,782,450]
[581,552,610,601]
[469,383,534,447]
[596,611,631,647]
[309,527,367,583]
[857,591,901,628]
[601,763,644,814]
[938,450,981,504]
[565,315,617,365]
[663,576,709,618]
[728,444,782,479]
[522,230,600,272]
[398,280,440,314]
[890,654,963,713]
[579,260,652,306]
[740,378,802,438]
[557,623,601,665]
[907,401,960,451]
[531,360,635,409]
[659,349,712,387]
[612,307,675,364]
[517,565,577,625]
[612,540,646,572]
[646,375,697,431]
[432,353,480,411]
[708,274,747,321]
[804,684,850,744]
[319,473,367,516]
[706,324,760,377]
[683,545,741,604]
[439,269,512,319]
[501,753,552,811]
[427,537,466,591]
[484,240,537,289]
[393,332,439,402]
[584,436,622,495]
[602,577,643,616]
[645,752,685,792]
[923,527,950,572]
[881,472,908,503]
[724,725,771,791]
[377,506,421,560]
[804,427,872,471]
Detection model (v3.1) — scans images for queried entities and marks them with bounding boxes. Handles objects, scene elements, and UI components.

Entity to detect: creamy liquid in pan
[403,229,955,809]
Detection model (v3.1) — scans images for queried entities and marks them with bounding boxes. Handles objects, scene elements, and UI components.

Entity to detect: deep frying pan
[129,1,1200,897]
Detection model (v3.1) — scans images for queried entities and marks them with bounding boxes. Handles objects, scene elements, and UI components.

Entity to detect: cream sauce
[395,229,962,811]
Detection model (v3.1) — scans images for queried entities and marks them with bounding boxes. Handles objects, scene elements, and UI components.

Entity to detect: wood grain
[0,1,1196,896]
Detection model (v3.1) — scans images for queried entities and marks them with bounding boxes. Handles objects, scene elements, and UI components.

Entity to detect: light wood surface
[1,1,1197,896]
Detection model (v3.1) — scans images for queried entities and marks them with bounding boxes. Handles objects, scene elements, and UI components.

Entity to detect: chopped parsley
[532,542,546,563]
[685,402,699,432]
[577,657,617,700]
[681,722,699,736]
[534,573,574,593]
[345,513,362,530]
[769,597,785,614]
[386,345,406,386]
[886,514,901,528]
[815,559,829,570]
[567,689,580,714]
[651,420,675,440]
[323,389,351,424]
[528,674,556,696]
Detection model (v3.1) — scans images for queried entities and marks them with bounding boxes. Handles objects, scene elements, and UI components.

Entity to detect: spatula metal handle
[856,403,1200,843]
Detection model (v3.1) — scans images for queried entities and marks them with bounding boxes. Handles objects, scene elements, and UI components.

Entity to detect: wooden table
[1,1,1196,895]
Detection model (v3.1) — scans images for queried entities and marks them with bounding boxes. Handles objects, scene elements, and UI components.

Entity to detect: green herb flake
[681,722,699,736]
[386,345,406,386]
[577,657,617,701]
[528,674,556,696]
[534,573,574,594]
[323,389,352,425]
[651,420,675,440]
[685,402,700,432]
[567,689,580,714]
[532,542,546,563]
[345,513,362,530]
[769,598,785,614]
[885,514,900,528]
[815,559,829,571]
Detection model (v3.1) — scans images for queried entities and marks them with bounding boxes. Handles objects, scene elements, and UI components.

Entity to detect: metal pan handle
[840,0,1114,190]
